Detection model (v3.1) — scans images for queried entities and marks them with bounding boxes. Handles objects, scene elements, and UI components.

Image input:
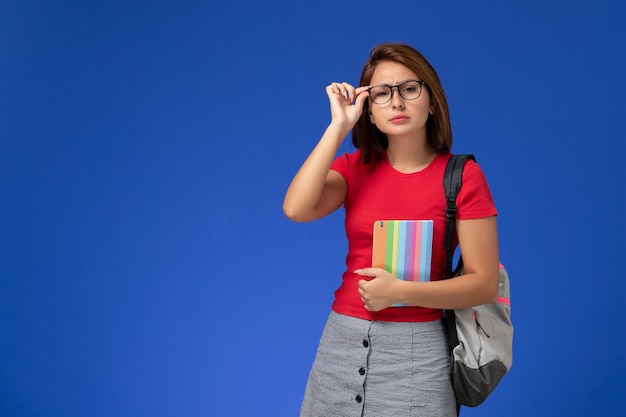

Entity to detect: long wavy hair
[352,43,453,163]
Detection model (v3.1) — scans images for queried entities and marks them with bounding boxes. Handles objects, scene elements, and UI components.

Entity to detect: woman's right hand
[283,82,368,222]
[326,82,370,132]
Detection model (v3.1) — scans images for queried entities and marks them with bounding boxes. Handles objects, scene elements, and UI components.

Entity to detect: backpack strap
[443,154,475,278]
[442,154,475,410]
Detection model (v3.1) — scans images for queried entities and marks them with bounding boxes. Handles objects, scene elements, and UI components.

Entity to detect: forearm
[395,271,499,310]
[400,217,500,309]
[283,123,349,221]
[357,217,500,311]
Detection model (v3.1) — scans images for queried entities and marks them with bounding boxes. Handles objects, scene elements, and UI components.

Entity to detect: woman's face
[367,61,432,140]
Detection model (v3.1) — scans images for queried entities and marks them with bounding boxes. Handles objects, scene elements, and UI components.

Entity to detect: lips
[390,115,409,122]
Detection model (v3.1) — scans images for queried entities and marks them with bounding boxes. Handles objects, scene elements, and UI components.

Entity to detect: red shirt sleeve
[456,159,497,219]
[330,151,353,182]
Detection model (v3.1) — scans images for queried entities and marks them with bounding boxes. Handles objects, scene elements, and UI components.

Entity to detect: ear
[369,110,376,125]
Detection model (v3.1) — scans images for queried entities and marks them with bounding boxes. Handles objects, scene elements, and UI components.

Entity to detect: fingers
[325,82,370,128]
[357,279,371,309]
[328,83,371,102]
[358,280,381,312]
[354,267,379,277]
[327,82,357,102]
[357,271,399,312]
[353,87,370,108]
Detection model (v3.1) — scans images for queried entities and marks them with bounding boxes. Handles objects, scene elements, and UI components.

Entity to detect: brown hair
[352,43,453,163]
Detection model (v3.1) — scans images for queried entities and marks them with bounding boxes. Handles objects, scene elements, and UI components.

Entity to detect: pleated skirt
[300,311,457,417]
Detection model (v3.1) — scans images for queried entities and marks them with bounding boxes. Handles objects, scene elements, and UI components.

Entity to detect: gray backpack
[443,155,514,409]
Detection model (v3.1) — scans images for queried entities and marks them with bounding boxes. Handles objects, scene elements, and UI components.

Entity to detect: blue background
[1,0,625,416]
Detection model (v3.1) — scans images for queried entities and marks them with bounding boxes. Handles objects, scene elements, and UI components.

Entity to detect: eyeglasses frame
[366,80,427,105]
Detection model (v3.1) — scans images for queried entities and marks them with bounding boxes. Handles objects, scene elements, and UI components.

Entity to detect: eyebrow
[369,79,422,87]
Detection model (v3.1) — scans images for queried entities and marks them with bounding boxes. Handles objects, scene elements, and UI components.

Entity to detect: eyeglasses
[367,80,426,105]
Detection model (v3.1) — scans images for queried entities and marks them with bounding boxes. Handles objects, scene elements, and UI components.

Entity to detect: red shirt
[330,151,497,322]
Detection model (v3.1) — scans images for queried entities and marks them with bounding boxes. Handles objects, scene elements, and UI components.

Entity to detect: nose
[390,87,405,108]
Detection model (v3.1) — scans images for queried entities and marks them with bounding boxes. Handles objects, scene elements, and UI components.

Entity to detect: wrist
[394,279,418,306]
[326,121,352,139]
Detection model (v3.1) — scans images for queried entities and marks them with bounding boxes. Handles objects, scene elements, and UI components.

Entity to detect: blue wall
[1,0,625,415]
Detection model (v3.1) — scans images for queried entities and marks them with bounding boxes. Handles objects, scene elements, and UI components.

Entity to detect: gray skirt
[300,311,457,417]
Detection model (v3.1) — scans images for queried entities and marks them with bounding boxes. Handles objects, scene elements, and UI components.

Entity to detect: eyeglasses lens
[369,81,422,104]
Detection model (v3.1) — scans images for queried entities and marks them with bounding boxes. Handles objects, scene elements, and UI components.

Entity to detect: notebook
[372,220,434,306]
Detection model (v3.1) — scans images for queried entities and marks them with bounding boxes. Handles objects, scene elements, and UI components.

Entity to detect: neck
[386,136,435,173]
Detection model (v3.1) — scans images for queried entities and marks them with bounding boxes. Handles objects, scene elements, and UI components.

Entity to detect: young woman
[283,43,499,417]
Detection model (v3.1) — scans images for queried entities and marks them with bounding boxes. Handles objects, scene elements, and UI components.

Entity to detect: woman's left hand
[355,268,403,311]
